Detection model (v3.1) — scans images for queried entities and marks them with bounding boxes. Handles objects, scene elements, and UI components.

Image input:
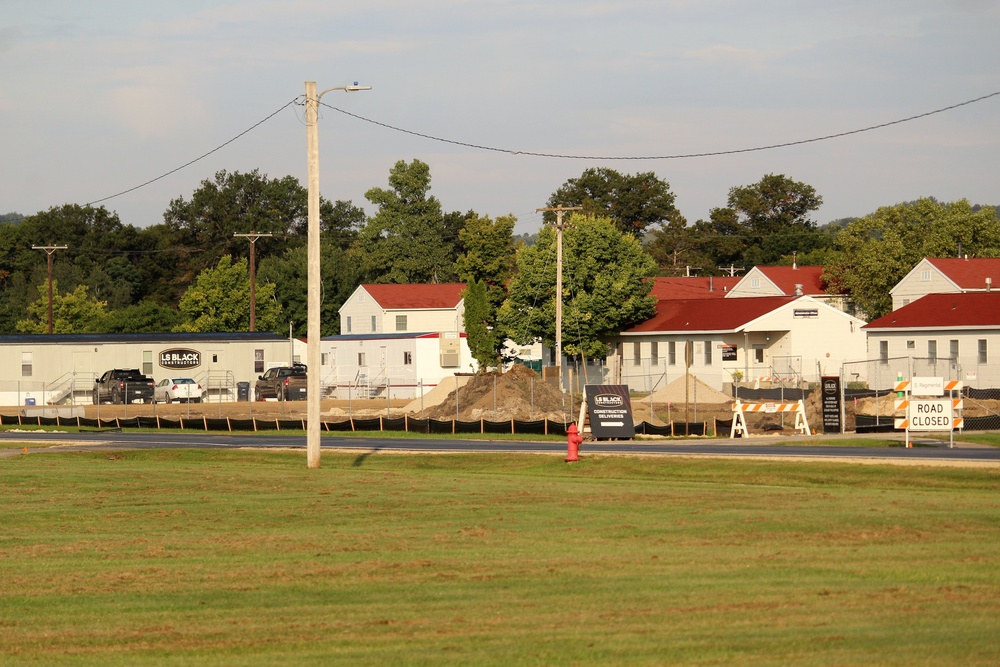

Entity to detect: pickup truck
[93,369,156,405]
[254,365,307,401]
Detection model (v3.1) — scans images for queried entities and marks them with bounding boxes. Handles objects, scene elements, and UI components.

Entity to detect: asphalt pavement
[2,429,998,465]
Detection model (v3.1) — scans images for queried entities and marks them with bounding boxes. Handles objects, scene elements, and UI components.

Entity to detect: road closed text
[908,400,954,431]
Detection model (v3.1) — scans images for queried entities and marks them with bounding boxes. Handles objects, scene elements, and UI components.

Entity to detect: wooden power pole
[31,245,67,334]
[535,206,582,391]
[234,231,273,331]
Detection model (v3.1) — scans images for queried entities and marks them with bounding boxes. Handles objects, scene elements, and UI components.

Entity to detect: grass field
[2,449,998,665]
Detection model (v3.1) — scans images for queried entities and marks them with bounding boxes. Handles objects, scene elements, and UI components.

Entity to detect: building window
[650,342,658,366]
[668,341,676,366]
[358,352,366,366]
[346,316,352,333]
[750,277,760,289]
[906,340,915,349]
[902,299,910,306]
[143,350,153,376]
[21,352,31,377]
[950,340,959,361]
[255,349,264,373]
[920,269,931,281]
[371,315,377,332]
[978,339,988,364]
[403,351,413,365]
[703,341,712,365]
[928,340,937,363]
[879,340,889,363]
[396,315,407,331]
[321,353,329,366]
[633,341,641,366]
[754,346,764,364]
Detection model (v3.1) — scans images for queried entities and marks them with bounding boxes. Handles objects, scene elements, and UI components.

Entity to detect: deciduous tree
[176,256,282,332]
[16,282,108,334]
[824,198,1000,319]
[498,214,657,359]
[351,159,455,283]
[546,168,678,236]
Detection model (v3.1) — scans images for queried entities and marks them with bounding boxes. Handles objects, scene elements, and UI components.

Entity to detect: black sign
[159,348,201,370]
[821,375,841,434]
[794,309,819,318]
[721,345,737,361]
[585,384,635,439]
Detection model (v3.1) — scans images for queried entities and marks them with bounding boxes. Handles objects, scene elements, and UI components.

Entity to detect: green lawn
[2,450,998,665]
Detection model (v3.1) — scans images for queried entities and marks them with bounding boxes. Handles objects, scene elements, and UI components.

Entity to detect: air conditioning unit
[439,332,460,367]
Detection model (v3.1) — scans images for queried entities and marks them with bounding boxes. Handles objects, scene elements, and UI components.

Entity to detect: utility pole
[32,245,67,334]
[234,231,273,332]
[304,79,371,470]
[536,206,582,391]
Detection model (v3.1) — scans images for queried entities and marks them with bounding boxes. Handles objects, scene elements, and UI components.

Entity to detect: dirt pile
[418,365,573,422]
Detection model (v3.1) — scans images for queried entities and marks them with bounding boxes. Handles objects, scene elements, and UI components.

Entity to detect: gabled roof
[623,296,797,334]
[925,257,1000,290]
[744,265,826,295]
[864,292,1000,330]
[649,276,741,300]
[360,283,465,310]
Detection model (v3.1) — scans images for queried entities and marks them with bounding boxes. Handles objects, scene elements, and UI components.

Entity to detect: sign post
[894,377,963,448]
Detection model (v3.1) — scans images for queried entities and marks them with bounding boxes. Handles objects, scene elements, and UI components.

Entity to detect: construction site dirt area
[5,365,996,436]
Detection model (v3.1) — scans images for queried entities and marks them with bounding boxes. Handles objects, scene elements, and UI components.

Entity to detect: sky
[2,0,999,237]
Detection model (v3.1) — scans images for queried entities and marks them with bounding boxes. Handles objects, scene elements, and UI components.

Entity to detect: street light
[304,80,371,469]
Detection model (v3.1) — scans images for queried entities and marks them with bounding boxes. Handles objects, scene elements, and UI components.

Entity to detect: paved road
[2,430,998,464]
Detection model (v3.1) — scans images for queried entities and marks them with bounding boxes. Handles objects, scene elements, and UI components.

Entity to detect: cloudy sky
[2,1,998,236]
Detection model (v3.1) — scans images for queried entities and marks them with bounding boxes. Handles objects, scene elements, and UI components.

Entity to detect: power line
[85,99,299,207]
[323,90,1000,160]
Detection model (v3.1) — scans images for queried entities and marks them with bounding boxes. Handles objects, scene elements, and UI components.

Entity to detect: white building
[339,283,466,335]
[610,294,868,392]
[329,284,477,399]
[863,292,1000,387]
[0,332,303,406]
[890,257,1000,310]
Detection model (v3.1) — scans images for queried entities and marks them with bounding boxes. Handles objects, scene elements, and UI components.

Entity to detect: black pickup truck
[93,369,156,404]
[254,365,307,401]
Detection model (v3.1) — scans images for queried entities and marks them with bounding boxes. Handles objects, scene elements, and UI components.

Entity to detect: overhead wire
[85,98,299,207]
[81,91,999,209]
[320,90,1000,161]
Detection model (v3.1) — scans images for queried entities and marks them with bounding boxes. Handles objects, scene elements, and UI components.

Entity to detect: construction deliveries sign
[584,385,635,439]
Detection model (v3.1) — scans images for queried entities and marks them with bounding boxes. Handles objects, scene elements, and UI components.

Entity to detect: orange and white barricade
[731,399,810,438]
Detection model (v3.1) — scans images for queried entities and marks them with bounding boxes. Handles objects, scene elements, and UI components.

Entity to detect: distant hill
[0,212,25,225]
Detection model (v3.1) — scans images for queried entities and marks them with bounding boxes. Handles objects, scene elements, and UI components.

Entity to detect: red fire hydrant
[565,422,583,462]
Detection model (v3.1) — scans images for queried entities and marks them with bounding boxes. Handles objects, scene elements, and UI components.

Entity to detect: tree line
[1,160,998,369]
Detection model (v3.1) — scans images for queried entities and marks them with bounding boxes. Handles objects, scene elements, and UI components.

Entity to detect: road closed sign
[908,399,955,431]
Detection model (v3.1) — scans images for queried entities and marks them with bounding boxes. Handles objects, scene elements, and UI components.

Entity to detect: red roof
[864,292,1000,329]
[926,258,1000,290]
[649,276,741,300]
[361,283,465,310]
[624,296,796,333]
[753,265,826,295]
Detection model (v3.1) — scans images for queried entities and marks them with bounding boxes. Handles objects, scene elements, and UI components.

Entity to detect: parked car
[93,369,156,404]
[153,377,204,404]
[254,364,307,401]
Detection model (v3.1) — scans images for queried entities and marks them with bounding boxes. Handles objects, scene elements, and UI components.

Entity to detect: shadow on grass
[352,446,384,467]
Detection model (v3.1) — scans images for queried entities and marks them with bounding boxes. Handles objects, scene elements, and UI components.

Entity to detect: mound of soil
[419,365,573,422]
